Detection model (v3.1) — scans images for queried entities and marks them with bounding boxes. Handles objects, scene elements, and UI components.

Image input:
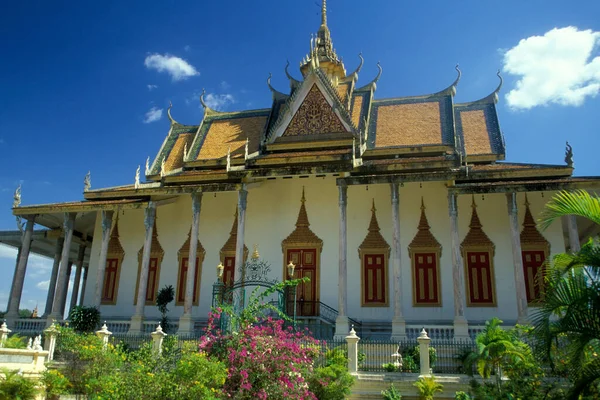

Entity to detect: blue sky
[1,0,599,313]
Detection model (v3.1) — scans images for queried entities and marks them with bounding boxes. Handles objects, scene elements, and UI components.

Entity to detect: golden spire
[520,194,550,248]
[359,199,389,250]
[321,0,327,26]
[296,187,310,227]
[408,198,441,251]
[461,196,494,250]
[282,188,323,247]
[251,244,260,260]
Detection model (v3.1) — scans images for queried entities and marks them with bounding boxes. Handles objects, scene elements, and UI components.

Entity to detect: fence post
[44,321,59,361]
[151,324,167,356]
[95,322,112,351]
[417,328,431,377]
[0,320,11,348]
[345,325,360,375]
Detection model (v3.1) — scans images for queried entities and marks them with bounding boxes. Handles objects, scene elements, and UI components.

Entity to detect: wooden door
[286,248,318,316]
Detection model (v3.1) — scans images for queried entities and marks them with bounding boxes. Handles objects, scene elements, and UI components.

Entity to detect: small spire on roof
[160,157,165,177]
[84,171,91,192]
[244,138,249,160]
[321,0,327,26]
[301,186,306,204]
[183,141,188,160]
[134,165,140,189]
[13,185,21,208]
[226,146,231,172]
[167,101,178,125]
[565,141,574,168]
[145,156,150,175]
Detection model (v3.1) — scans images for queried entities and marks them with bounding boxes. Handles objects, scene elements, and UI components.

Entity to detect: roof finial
[199,88,208,110]
[421,196,425,211]
[145,156,150,175]
[226,146,231,172]
[301,187,306,204]
[565,141,574,168]
[84,171,91,192]
[371,198,376,213]
[321,0,327,26]
[134,165,140,189]
[167,101,178,125]
[13,185,21,208]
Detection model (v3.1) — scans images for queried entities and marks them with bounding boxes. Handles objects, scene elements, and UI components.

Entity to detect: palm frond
[539,190,600,231]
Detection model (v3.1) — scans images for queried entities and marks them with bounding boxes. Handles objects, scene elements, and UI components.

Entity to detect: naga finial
[160,157,165,177]
[145,156,150,175]
[565,141,574,168]
[167,101,178,125]
[134,165,140,189]
[84,171,91,192]
[244,138,249,160]
[13,185,21,208]
[199,88,208,110]
[226,146,231,172]
[183,141,188,160]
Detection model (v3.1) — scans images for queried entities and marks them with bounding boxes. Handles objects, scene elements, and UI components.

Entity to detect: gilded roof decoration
[137,217,164,258]
[221,208,248,255]
[359,200,389,250]
[408,199,442,252]
[520,196,550,249]
[283,84,348,137]
[178,228,206,256]
[107,217,125,256]
[282,188,323,247]
[461,197,495,250]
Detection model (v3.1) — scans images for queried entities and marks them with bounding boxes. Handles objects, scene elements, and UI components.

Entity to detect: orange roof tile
[197,116,267,160]
[460,110,492,155]
[351,95,364,127]
[165,133,194,172]
[375,102,443,147]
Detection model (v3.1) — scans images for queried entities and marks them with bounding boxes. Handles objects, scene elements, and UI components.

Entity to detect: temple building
[3,1,600,339]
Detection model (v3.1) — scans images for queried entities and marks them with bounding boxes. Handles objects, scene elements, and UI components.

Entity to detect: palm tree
[464,317,529,390]
[534,190,600,399]
[413,376,443,400]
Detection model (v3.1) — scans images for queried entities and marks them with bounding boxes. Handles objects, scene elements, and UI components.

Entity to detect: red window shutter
[223,256,235,286]
[192,258,200,303]
[522,250,545,303]
[414,253,439,304]
[177,257,189,304]
[102,258,119,303]
[146,258,158,302]
[363,254,385,304]
[466,252,494,304]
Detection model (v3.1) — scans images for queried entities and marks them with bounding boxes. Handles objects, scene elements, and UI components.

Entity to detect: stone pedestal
[334,315,349,340]
[129,315,143,335]
[177,314,194,336]
[391,317,407,341]
[453,316,470,340]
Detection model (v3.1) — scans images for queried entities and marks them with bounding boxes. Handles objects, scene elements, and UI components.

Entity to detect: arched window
[101,218,124,305]
[520,196,550,304]
[358,200,389,307]
[175,229,206,306]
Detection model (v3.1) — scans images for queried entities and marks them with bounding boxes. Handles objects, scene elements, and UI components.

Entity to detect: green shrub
[382,362,400,372]
[414,376,443,400]
[3,334,27,349]
[401,355,418,373]
[454,391,471,400]
[381,383,402,400]
[68,305,100,333]
[307,348,355,400]
[42,369,71,398]
[156,285,175,331]
[0,368,38,400]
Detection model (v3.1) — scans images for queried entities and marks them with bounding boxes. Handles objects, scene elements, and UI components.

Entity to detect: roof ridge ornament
[348,53,364,79]
[134,165,140,189]
[285,60,302,87]
[565,141,574,168]
[13,185,21,208]
[145,156,150,175]
[226,146,231,172]
[167,101,178,125]
[356,61,382,92]
[84,171,91,192]
[160,157,165,177]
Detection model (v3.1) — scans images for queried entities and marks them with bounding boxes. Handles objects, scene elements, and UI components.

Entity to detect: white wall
[82,179,566,326]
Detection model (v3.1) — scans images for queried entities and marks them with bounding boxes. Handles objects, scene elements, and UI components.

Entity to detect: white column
[49,213,75,321]
[43,236,64,317]
[79,264,88,306]
[6,217,36,323]
[178,192,202,335]
[70,243,86,312]
[567,215,581,252]
[235,186,248,277]
[94,210,113,307]
[60,262,73,317]
[448,193,469,339]
[334,183,348,340]
[130,203,156,334]
[507,192,528,324]
[390,183,406,340]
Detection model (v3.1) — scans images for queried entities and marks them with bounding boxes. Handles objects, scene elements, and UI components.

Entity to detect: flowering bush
[201,312,319,399]
[307,348,355,400]
[42,369,71,399]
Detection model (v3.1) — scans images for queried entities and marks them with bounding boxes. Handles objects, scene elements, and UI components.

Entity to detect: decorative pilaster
[94,210,114,306]
[448,193,468,339]
[70,243,86,313]
[6,217,36,322]
[235,186,248,279]
[178,192,203,335]
[130,203,156,334]
[390,183,406,340]
[44,236,63,317]
[49,213,75,321]
[507,192,528,323]
[334,183,348,339]
[567,215,581,252]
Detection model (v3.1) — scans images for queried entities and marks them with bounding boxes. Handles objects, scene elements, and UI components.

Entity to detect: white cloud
[147,84,158,91]
[143,107,163,124]
[184,45,191,52]
[503,26,600,109]
[204,93,235,111]
[220,80,231,90]
[144,53,199,81]
[36,280,50,290]
[0,244,17,259]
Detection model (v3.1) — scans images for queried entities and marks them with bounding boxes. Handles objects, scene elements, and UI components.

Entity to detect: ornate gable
[283,84,348,137]
[282,189,323,248]
[137,217,164,261]
[408,199,442,252]
[461,197,495,252]
[220,208,248,259]
[520,195,550,252]
[358,200,389,252]
[107,217,125,258]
